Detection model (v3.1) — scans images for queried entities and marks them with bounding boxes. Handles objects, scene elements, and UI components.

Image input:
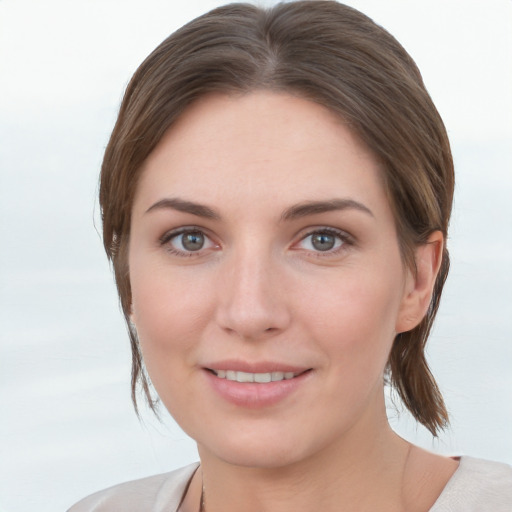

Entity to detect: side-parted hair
[100,1,454,435]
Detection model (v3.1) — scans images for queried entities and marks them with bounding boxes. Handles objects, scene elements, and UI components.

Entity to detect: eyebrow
[144,197,373,221]
[280,199,373,221]
[145,197,221,220]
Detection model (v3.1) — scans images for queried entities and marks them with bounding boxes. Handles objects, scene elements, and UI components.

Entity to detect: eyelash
[295,227,353,257]
[159,226,353,257]
[159,227,217,257]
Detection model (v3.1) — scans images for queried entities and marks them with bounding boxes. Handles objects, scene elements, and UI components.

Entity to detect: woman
[69,1,512,510]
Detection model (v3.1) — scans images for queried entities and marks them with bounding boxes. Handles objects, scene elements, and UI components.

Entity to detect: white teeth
[213,370,300,383]
[237,371,254,383]
[254,373,271,383]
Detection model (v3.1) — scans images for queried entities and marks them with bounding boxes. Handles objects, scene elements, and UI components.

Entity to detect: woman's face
[129,92,415,468]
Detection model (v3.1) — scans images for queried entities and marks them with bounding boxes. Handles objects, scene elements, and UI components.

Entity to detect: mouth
[207,368,311,383]
[204,365,312,407]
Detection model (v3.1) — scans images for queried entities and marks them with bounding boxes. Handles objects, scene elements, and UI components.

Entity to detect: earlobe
[396,231,444,333]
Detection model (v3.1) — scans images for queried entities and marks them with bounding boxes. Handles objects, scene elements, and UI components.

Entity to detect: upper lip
[203,359,311,374]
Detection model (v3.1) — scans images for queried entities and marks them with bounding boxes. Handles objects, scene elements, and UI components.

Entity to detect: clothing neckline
[176,456,469,512]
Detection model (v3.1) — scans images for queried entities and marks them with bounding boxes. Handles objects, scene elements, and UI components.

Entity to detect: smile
[211,370,301,383]
[204,366,312,407]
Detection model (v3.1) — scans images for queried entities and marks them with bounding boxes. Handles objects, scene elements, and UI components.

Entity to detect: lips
[203,363,312,408]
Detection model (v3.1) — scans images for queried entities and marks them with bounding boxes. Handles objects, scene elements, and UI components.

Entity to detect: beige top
[68,457,512,512]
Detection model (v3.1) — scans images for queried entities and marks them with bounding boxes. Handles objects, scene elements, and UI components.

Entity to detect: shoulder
[430,457,512,511]
[67,462,199,512]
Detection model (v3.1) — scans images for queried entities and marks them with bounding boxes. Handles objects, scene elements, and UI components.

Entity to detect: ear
[396,231,444,334]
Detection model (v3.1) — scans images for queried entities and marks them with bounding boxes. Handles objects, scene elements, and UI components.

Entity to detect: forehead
[133,91,389,219]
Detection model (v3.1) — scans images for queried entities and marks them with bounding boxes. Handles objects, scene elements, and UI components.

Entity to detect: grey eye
[180,231,205,251]
[164,228,217,255]
[311,233,336,251]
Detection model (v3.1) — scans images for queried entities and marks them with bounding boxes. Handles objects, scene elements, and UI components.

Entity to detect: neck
[197,415,412,512]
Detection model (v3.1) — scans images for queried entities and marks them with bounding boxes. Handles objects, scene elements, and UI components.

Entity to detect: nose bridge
[216,238,289,339]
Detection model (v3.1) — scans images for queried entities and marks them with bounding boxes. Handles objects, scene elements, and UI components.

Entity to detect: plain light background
[1,1,511,511]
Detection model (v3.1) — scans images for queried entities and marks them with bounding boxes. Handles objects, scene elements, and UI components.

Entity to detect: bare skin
[131,92,458,512]
[180,440,458,512]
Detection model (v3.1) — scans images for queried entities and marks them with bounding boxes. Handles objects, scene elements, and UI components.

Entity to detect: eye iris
[181,232,204,251]
[311,233,335,251]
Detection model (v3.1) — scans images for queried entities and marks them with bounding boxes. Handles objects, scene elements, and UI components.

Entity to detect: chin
[205,441,305,469]
[195,419,329,470]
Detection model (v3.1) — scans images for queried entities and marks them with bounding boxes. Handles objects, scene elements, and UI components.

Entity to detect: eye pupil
[182,232,204,251]
[311,233,335,251]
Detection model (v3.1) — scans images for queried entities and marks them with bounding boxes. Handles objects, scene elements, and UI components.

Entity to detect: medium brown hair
[100,1,454,435]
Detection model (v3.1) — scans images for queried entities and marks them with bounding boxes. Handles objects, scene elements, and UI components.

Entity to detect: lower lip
[204,369,311,408]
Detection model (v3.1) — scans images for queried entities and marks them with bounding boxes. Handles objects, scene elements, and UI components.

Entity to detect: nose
[215,245,291,341]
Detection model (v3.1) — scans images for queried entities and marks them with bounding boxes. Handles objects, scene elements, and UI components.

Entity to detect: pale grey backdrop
[1,1,511,511]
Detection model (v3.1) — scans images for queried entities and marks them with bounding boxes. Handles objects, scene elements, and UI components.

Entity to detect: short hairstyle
[100,1,454,435]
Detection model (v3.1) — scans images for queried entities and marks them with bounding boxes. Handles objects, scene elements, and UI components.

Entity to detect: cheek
[295,269,404,428]
[130,271,209,416]
[129,260,213,374]
[299,263,404,369]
